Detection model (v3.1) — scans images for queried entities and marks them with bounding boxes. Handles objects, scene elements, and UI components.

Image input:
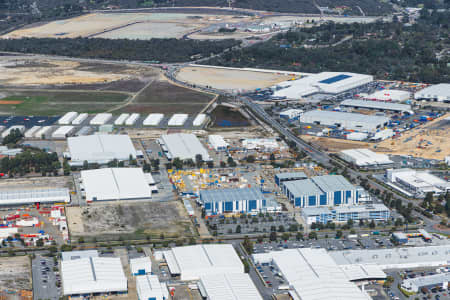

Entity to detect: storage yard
[0,256,32,292]
[66,201,192,238]
[176,66,292,91]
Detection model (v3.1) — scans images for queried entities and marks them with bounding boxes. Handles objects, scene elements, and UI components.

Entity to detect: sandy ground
[0,256,31,291]
[300,135,374,152]
[177,66,291,91]
[2,12,253,39]
[66,206,84,235]
[0,57,129,86]
[376,113,450,160]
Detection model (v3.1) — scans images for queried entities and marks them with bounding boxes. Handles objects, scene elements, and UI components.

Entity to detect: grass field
[0,90,129,115]
[119,80,214,114]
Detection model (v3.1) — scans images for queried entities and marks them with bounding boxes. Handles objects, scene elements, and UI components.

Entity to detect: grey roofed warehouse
[300,110,389,133]
[160,133,211,161]
[67,134,137,166]
[340,99,414,114]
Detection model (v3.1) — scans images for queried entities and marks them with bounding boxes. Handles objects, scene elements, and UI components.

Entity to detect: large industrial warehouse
[273,72,373,98]
[339,148,393,168]
[414,83,450,102]
[163,244,244,281]
[330,245,450,270]
[61,251,127,296]
[340,99,414,114]
[386,168,450,196]
[363,89,411,102]
[282,175,361,208]
[80,168,152,202]
[160,133,211,161]
[67,134,137,166]
[300,110,389,132]
[253,248,371,300]
[0,188,70,206]
[198,273,262,300]
[199,187,270,215]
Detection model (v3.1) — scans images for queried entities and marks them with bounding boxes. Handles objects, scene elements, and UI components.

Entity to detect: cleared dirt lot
[67,201,193,238]
[3,12,253,40]
[376,113,450,160]
[177,66,291,91]
[0,256,31,291]
[0,56,158,88]
[300,135,374,152]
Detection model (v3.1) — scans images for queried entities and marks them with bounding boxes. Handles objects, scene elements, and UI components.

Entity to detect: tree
[243,236,253,254]
[36,239,44,247]
[335,230,343,239]
[282,232,290,241]
[347,219,354,228]
[369,220,376,228]
[278,225,285,232]
[227,156,236,167]
[308,232,317,240]
[172,157,183,169]
[195,154,204,168]
[246,155,255,163]
[206,161,214,168]
[269,153,276,161]
[2,128,23,145]
[269,231,277,242]
[235,225,241,234]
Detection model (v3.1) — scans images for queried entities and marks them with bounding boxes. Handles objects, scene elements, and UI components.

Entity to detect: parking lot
[32,254,61,300]
[206,213,299,236]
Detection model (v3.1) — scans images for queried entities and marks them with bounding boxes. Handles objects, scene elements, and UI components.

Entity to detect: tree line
[0,37,240,63]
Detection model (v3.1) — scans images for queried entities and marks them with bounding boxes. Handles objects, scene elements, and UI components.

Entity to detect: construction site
[377,114,450,160]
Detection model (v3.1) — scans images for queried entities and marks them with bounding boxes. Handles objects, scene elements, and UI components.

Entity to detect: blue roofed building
[199,187,275,215]
[282,175,361,208]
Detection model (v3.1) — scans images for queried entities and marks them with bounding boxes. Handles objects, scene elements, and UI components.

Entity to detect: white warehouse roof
[90,113,112,125]
[253,248,370,300]
[0,188,70,206]
[330,245,450,270]
[168,114,188,126]
[125,113,140,126]
[52,126,75,139]
[340,99,413,114]
[114,113,130,126]
[130,256,151,275]
[62,256,127,296]
[72,113,88,125]
[364,89,410,102]
[161,133,211,161]
[163,244,244,281]
[193,114,207,127]
[143,114,164,126]
[273,72,373,98]
[67,134,137,165]
[415,84,450,102]
[62,250,98,261]
[300,110,389,133]
[199,273,262,300]
[208,135,229,151]
[58,112,78,125]
[136,275,169,300]
[81,168,152,202]
[339,148,393,167]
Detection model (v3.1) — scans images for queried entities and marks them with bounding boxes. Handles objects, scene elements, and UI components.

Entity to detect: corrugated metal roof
[136,275,169,300]
[0,188,70,205]
[81,168,152,201]
[340,99,413,113]
[130,257,151,275]
[254,248,371,300]
[164,244,244,281]
[312,175,355,193]
[161,133,211,161]
[283,179,323,197]
[62,256,127,295]
[199,273,262,300]
[68,134,137,164]
[200,187,265,204]
[275,172,307,180]
[62,250,98,261]
[301,110,389,125]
